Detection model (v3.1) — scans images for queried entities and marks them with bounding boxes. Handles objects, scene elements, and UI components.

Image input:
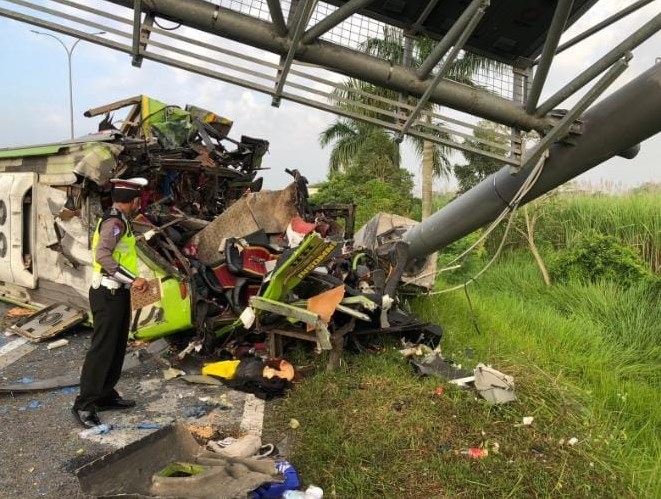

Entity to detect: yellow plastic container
[201,360,241,379]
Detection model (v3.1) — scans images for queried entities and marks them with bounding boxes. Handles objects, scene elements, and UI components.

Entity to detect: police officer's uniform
[72,178,147,427]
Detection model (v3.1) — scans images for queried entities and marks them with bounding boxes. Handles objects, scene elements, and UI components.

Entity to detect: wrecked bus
[0,95,272,341]
[0,95,447,355]
[0,95,401,348]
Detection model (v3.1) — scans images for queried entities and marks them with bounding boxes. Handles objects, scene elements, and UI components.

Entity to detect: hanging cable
[154,17,183,31]
[464,282,481,336]
[403,148,550,294]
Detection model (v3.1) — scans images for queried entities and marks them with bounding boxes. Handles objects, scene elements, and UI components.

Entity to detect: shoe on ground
[72,407,102,428]
[95,397,136,412]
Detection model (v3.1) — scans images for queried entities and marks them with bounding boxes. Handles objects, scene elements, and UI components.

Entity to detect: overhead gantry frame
[1,0,660,169]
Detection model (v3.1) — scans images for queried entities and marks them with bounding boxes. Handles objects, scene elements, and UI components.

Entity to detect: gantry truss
[1,0,659,171]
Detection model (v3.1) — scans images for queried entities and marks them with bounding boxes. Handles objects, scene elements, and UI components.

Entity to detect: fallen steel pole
[403,62,661,260]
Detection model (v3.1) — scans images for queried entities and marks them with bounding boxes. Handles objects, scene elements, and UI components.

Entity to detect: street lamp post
[31,30,105,140]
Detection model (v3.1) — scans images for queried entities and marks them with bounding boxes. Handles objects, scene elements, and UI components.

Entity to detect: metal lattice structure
[1,0,659,169]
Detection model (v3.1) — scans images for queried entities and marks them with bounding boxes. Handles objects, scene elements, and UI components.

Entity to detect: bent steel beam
[403,61,661,260]
[131,0,141,65]
[526,0,573,113]
[398,5,486,139]
[417,0,485,80]
[536,10,661,116]
[266,0,287,36]
[551,0,655,59]
[301,0,374,44]
[523,55,629,174]
[272,0,316,107]
[409,0,440,36]
[101,0,554,132]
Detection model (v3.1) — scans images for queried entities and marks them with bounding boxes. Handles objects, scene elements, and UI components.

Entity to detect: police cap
[110,177,148,202]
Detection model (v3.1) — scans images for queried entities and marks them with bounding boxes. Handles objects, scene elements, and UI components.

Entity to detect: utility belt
[92,272,130,291]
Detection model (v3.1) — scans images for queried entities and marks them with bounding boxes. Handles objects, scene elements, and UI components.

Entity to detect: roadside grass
[414,257,660,496]
[264,258,657,497]
[490,192,661,272]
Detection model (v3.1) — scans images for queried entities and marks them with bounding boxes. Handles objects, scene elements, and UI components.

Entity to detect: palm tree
[320,26,505,218]
[318,118,400,175]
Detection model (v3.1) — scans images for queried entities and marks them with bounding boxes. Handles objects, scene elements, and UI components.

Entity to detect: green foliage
[437,230,487,284]
[318,119,400,174]
[549,232,650,286]
[490,192,660,272]
[264,257,660,497]
[453,121,509,193]
[311,164,414,229]
[413,256,661,496]
[631,181,661,195]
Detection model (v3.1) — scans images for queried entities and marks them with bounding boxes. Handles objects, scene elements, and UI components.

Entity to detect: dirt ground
[0,303,254,499]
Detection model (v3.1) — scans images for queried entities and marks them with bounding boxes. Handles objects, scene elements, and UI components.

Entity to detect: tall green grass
[414,256,661,495]
[490,193,661,272]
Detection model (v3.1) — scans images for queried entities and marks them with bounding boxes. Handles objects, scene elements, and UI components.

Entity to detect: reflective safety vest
[91,209,138,276]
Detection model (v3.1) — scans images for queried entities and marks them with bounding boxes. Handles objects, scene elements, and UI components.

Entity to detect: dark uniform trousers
[73,286,131,411]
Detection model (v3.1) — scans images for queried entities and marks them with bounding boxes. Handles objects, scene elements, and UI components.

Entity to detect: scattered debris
[208,434,262,458]
[458,448,489,459]
[448,376,475,388]
[183,403,216,419]
[80,424,113,438]
[46,339,69,350]
[401,345,472,382]
[179,375,223,386]
[163,367,186,380]
[136,423,164,430]
[202,360,241,379]
[122,338,171,371]
[6,307,34,317]
[283,485,324,499]
[188,424,216,440]
[0,373,79,393]
[263,360,295,382]
[250,460,301,499]
[76,421,280,499]
[474,363,517,405]
[52,386,79,395]
[18,400,43,411]
[9,304,86,342]
[224,357,293,400]
[568,437,579,446]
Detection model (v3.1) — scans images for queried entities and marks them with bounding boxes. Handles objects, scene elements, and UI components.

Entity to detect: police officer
[72,178,149,428]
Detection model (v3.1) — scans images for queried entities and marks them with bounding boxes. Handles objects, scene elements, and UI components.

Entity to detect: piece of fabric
[250,460,300,498]
[226,357,290,400]
[73,286,132,411]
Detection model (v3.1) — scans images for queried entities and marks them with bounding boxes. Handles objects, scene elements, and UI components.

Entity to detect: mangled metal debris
[0,94,442,368]
[9,303,86,341]
[474,363,517,404]
[0,373,79,394]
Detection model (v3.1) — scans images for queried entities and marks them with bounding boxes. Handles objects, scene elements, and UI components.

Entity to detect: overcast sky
[0,0,659,193]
